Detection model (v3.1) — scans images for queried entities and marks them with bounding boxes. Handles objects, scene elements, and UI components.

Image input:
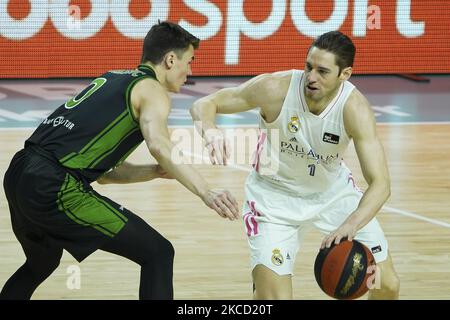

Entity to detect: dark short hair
[309,31,356,75]
[141,21,200,64]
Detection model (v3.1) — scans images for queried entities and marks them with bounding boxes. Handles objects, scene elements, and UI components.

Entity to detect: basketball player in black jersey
[1,21,239,300]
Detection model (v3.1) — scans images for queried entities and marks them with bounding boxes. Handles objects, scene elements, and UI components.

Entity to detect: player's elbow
[190,98,215,119]
[148,142,170,161]
[369,177,391,201]
[380,179,391,201]
[385,181,392,199]
[189,101,202,120]
[189,102,199,118]
[148,144,163,159]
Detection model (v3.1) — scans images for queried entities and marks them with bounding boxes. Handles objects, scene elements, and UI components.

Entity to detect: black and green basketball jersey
[26,64,157,183]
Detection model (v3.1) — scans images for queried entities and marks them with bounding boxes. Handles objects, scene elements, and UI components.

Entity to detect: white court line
[378,121,450,126]
[184,151,450,229]
[383,206,450,228]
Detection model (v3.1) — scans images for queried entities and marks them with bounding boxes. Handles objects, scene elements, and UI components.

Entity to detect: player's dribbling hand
[321,222,358,249]
[201,188,240,220]
[204,129,231,165]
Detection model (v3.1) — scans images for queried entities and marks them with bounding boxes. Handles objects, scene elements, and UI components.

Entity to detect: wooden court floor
[1,124,449,299]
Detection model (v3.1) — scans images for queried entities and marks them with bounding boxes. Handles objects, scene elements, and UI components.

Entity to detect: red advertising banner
[1,0,449,78]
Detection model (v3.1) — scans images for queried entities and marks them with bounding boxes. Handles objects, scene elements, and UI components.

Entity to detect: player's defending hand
[204,128,231,165]
[154,164,174,179]
[201,188,239,220]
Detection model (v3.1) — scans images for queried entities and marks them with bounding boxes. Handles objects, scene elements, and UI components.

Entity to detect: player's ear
[164,52,176,69]
[339,66,352,81]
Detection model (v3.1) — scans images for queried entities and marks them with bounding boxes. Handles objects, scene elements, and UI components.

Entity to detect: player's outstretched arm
[96,162,172,184]
[132,78,240,220]
[190,72,289,165]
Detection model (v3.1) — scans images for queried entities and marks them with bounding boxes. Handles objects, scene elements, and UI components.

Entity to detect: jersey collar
[137,64,158,81]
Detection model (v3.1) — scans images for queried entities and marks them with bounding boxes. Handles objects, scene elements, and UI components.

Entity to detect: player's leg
[1,152,63,300]
[0,205,63,300]
[243,198,301,300]
[59,182,175,300]
[252,265,292,299]
[100,212,174,300]
[368,252,400,300]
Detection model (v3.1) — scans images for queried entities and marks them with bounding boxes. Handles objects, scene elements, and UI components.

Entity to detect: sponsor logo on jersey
[271,249,284,266]
[42,116,75,130]
[280,140,339,165]
[323,132,340,144]
[288,116,300,133]
[371,245,382,254]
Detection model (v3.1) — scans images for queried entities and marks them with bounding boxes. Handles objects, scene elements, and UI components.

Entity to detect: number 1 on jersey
[308,164,316,176]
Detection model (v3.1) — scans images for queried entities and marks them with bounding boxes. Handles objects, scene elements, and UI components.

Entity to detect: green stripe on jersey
[61,111,137,169]
[87,127,140,168]
[57,174,128,237]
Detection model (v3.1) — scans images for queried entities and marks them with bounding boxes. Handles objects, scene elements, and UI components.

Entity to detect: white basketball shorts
[242,171,389,276]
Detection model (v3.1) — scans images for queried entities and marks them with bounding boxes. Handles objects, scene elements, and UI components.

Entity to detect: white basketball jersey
[251,69,355,195]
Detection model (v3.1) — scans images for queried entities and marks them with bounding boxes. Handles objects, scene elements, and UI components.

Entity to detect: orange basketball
[314,239,376,300]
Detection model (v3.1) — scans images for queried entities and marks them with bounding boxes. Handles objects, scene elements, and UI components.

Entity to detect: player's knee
[28,255,61,282]
[252,265,293,300]
[253,279,293,299]
[145,237,175,265]
[254,287,292,300]
[382,273,400,294]
[162,238,175,261]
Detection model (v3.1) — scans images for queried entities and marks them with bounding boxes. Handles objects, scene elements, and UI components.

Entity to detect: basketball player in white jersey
[190,31,400,299]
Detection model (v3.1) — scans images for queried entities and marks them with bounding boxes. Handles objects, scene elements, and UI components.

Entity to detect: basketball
[314,239,376,300]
